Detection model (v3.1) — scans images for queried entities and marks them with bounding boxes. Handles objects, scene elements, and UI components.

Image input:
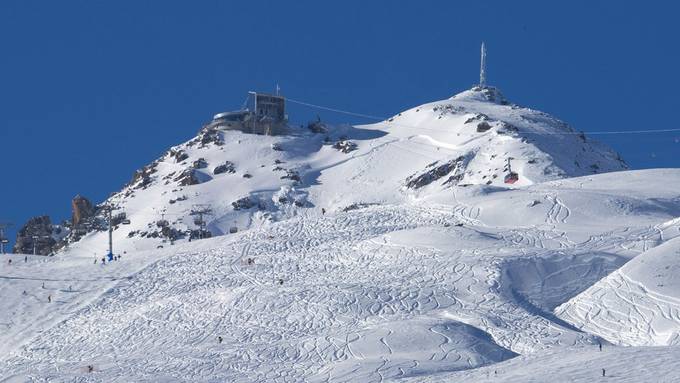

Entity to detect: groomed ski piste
[2,87,680,382]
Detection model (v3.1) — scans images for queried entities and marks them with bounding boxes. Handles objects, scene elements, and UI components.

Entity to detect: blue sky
[1,1,679,247]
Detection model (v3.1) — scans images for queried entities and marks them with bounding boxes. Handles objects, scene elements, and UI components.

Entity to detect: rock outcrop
[13,216,57,255]
[72,195,95,226]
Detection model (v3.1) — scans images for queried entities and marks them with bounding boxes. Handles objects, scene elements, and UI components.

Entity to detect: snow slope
[2,169,680,381]
[2,87,679,382]
[556,234,680,346]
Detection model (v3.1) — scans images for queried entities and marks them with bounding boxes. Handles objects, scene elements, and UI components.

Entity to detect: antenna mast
[479,42,487,88]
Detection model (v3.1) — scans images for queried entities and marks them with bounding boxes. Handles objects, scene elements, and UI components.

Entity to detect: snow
[556,236,680,346]
[1,87,678,381]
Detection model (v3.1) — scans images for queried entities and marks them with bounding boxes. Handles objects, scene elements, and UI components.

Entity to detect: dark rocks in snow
[169,195,188,204]
[432,104,465,118]
[333,140,358,153]
[174,169,200,186]
[476,122,492,133]
[281,169,301,182]
[406,156,468,189]
[242,173,252,179]
[13,216,57,255]
[129,162,158,190]
[342,202,379,212]
[169,149,189,163]
[464,113,489,125]
[496,122,519,135]
[192,158,208,169]
[213,161,236,175]
[232,196,256,210]
[199,127,224,147]
[271,143,284,151]
[188,126,224,148]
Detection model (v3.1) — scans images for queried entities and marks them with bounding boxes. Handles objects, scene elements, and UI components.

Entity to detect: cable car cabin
[504,171,519,184]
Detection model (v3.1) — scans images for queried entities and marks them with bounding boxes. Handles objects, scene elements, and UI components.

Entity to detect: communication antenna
[479,42,487,88]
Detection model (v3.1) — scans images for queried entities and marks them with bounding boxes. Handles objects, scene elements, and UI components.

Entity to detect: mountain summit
[17,87,627,255]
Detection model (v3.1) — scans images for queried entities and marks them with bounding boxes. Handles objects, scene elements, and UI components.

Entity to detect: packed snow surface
[2,88,678,382]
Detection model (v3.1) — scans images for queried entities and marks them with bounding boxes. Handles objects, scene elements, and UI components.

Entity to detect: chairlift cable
[287,96,680,136]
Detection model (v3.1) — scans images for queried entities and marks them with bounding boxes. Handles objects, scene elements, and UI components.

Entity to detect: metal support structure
[190,205,213,240]
[107,206,113,257]
[31,235,50,256]
[479,42,487,88]
[0,222,12,254]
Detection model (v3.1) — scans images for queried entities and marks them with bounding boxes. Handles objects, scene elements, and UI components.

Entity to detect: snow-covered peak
[450,86,509,104]
[43,88,628,256]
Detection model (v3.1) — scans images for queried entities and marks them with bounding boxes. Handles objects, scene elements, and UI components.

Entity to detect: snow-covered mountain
[4,87,680,382]
[56,86,627,256]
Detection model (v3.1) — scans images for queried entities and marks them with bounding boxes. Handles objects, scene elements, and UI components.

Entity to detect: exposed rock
[188,126,224,148]
[213,161,236,175]
[128,162,158,190]
[333,140,358,153]
[342,202,379,212]
[169,195,188,204]
[71,195,95,227]
[192,158,208,169]
[476,121,492,133]
[464,113,490,124]
[232,196,256,210]
[13,216,57,255]
[496,121,519,135]
[406,156,468,189]
[432,104,465,118]
[281,169,301,182]
[174,169,200,186]
[169,149,189,163]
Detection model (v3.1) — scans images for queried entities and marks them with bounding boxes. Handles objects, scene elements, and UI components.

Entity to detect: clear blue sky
[1,1,679,247]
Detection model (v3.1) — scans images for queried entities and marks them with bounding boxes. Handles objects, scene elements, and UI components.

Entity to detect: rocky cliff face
[13,216,58,255]
[72,195,95,226]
